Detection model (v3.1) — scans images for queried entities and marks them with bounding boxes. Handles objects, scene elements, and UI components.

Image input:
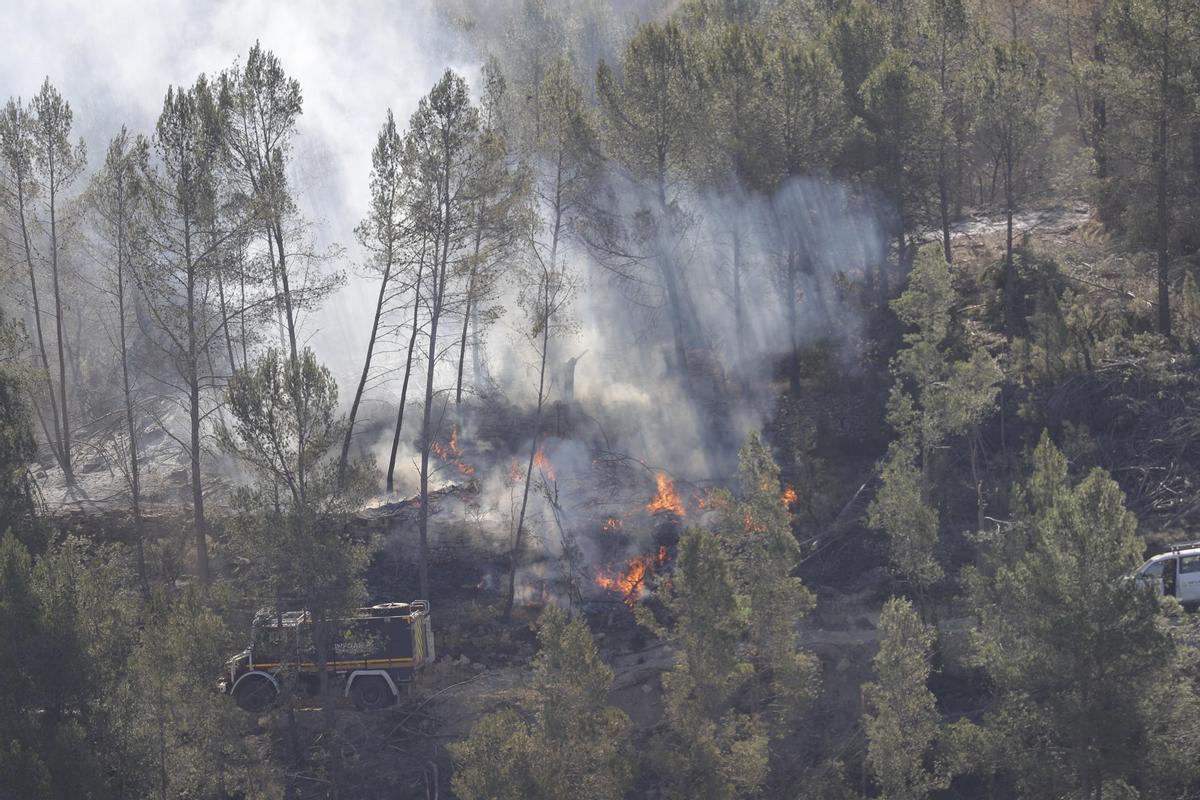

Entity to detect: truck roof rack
[1168,541,1200,553]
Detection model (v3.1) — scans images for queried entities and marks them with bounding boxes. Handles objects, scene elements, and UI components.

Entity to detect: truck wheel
[351,676,393,711]
[235,676,277,713]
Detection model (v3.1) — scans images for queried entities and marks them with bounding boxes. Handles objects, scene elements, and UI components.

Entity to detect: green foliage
[960,433,1200,797]
[869,245,1000,587]
[970,41,1053,211]
[860,51,947,243]
[712,432,818,719]
[764,40,852,179]
[222,346,371,619]
[115,589,273,799]
[0,326,38,548]
[825,0,891,116]
[1100,0,1200,265]
[643,526,768,800]
[864,596,950,800]
[451,606,633,800]
[597,20,701,193]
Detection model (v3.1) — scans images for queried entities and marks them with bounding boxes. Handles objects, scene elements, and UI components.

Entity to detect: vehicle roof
[1148,546,1200,561]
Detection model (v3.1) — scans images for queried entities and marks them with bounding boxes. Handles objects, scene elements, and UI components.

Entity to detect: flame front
[782,486,798,507]
[647,472,685,517]
[533,447,556,481]
[431,426,475,476]
[595,555,652,605]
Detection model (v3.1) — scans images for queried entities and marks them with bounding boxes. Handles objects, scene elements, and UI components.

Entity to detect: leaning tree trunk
[386,244,429,494]
[340,255,393,479]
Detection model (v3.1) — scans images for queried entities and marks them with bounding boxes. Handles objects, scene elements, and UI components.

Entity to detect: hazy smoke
[6,0,884,498]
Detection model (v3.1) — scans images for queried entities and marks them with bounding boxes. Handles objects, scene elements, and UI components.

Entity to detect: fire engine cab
[1134,543,1200,608]
[220,600,435,712]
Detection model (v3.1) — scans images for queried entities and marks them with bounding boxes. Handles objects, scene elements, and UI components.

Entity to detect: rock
[640,683,653,694]
[471,662,486,672]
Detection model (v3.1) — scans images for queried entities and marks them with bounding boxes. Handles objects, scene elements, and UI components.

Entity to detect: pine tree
[642,526,769,800]
[959,433,1200,797]
[971,42,1055,340]
[451,606,632,800]
[1101,0,1200,336]
[863,597,951,800]
[710,432,818,720]
[868,245,1000,592]
[861,51,947,292]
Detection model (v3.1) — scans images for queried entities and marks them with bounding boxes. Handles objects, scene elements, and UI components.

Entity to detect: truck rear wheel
[351,676,393,711]
[235,676,277,713]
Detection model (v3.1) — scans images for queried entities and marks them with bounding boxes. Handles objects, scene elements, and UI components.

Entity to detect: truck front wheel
[351,676,393,711]
[235,676,277,713]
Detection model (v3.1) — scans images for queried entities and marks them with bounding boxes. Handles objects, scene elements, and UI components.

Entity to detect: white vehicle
[1134,542,1200,607]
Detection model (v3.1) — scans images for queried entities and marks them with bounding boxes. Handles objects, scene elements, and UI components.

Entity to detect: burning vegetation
[646,472,685,517]
[594,554,653,606]
[431,427,475,477]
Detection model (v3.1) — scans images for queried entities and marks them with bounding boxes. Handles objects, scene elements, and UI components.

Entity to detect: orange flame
[431,426,474,476]
[647,473,685,517]
[782,486,798,507]
[533,447,556,481]
[603,517,623,532]
[508,458,524,483]
[595,555,652,605]
[657,545,668,566]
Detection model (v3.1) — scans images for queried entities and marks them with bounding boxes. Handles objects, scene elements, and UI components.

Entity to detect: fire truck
[220,600,435,711]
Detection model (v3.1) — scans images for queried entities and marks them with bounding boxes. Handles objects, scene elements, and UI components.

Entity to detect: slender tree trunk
[417,148,453,601]
[732,227,746,376]
[313,613,342,799]
[939,164,952,264]
[416,280,443,602]
[47,147,74,486]
[787,250,801,395]
[505,279,551,620]
[455,291,473,406]
[116,182,148,595]
[340,257,392,478]
[1155,58,1172,336]
[1004,161,1017,341]
[185,211,210,585]
[387,247,429,494]
[14,168,66,472]
[455,226,482,406]
[271,219,307,506]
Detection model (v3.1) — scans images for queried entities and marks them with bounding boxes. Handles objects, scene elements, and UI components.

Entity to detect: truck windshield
[253,627,289,663]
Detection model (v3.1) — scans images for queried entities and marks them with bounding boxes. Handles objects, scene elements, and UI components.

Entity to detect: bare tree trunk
[386,247,429,494]
[313,614,342,799]
[417,157,453,600]
[416,280,443,601]
[271,219,307,506]
[455,226,482,406]
[13,168,66,474]
[787,249,801,395]
[505,279,551,620]
[47,146,74,486]
[1004,161,1017,341]
[1155,61,1172,336]
[454,292,472,406]
[185,212,210,585]
[340,257,392,478]
[116,182,148,595]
